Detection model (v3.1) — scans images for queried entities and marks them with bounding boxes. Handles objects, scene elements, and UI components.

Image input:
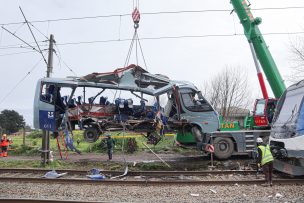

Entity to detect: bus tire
[83,127,99,143]
[213,137,234,160]
[191,126,203,143]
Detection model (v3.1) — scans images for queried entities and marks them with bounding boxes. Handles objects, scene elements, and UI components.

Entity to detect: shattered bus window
[180,89,213,112]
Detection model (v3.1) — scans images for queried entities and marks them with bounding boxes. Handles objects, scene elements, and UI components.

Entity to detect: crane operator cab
[253,98,277,129]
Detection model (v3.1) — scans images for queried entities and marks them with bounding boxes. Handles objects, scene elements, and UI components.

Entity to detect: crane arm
[231,0,286,98]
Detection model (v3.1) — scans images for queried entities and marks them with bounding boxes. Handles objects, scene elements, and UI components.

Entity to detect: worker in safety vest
[256,137,274,186]
[0,134,12,157]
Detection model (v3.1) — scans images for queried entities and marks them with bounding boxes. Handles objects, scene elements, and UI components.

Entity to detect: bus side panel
[38,110,55,131]
[33,80,56,131]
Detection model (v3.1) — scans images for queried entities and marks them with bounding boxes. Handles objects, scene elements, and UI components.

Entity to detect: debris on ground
[43,170,67,179]
[275,193,284,198]
[209,189,217,194]
[190,193,200,197]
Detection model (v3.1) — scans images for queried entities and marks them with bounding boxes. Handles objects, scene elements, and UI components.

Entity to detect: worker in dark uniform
[106,135,115,160]
[256,137,274,186]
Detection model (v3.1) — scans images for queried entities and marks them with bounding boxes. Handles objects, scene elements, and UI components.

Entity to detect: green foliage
[85,140,106,153]
[11,145,40,155]
[0,160,42,168]
[28,130,43,139]
[32,140,38,146]
[0,109,25,134]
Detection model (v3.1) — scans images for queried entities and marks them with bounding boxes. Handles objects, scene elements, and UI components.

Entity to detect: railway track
[0,168,303,186]
[0,200,103,203]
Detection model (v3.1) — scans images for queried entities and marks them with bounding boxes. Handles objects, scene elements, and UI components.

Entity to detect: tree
[203,66,252,119]
[289,37,304,82]
[0,109,25,134]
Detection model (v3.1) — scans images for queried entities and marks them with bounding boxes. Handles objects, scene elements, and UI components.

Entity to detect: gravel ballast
[0,182,303,203]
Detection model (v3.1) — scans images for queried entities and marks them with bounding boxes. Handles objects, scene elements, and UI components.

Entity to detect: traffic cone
[3,152,7,157]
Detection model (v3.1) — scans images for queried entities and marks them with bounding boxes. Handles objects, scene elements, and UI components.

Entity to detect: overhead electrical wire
[1,6,304,26]
[54,43,78,76]
[0,41,46,50]
[43,31,304,46]
[0,50,36,57]
[0,58,43,105]
[0,31,304,51]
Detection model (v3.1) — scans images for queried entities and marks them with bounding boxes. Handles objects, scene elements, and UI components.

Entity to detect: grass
[9,130,184,155]
[2,130,198,170]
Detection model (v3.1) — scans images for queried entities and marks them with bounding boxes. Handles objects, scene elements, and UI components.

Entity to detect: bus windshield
[180,89,213,112]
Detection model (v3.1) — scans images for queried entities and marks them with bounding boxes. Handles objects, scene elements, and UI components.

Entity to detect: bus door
[34,81,69,132]
[33,82,57,131]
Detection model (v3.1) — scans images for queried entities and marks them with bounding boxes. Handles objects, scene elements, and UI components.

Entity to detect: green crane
[231,0,286,98]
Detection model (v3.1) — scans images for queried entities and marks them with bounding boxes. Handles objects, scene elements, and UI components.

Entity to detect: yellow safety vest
[258,145,274,166]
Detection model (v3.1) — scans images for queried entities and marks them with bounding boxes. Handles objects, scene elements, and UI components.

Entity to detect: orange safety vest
[1,139,9,147]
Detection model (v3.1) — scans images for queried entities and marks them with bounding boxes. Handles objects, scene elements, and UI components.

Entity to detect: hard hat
[256,137,263,143]
[2,134,7,137]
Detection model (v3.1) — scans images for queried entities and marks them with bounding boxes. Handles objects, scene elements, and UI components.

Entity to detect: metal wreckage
[33,64,219,152]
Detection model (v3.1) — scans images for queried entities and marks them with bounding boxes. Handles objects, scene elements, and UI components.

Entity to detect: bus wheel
[213,137,234,160]
[191,126,203,143]
[83,127,99,143]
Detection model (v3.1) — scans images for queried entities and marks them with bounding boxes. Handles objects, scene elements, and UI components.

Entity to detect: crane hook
[132,7,140,29]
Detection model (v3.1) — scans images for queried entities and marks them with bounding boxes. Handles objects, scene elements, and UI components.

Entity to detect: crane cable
[115,5,147,101]
[114,4,144,176]
[124,4,148,70]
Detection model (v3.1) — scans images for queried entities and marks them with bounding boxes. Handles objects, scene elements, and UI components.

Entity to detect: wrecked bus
[33,65,219,149]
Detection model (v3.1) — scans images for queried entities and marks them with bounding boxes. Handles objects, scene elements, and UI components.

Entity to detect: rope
[137,33,148,71]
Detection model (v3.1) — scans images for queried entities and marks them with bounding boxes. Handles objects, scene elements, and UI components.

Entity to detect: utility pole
[41,34,55,166]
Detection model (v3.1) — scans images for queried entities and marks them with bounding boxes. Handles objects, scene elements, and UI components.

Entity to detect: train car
[269,80,304,176]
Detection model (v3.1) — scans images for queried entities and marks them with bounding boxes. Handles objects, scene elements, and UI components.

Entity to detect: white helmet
[256,137,263,143]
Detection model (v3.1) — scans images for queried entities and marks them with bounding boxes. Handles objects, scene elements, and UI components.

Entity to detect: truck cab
[253,98,277,129]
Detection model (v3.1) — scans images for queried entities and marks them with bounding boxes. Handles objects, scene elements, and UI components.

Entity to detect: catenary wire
[54,43,78,76]
[0,58,43,105]
[1,6,304,26]
[29,22,49,40]
[0,31,304,51]
[0,50,36,57]
[50,31,304,46]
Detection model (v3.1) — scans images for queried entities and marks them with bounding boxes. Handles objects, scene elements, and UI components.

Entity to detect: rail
[0,168,303,186]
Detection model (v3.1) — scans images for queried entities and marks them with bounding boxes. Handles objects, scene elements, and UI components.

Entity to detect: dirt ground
[3,150,205,163]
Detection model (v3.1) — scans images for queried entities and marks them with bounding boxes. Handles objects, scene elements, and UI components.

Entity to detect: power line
[0,50,35,57]
[53,31,304,46]
[19,7,48,65]
[0,58,43,105]
[1,6,304,26]
[0,41,46,50]
[0,31,304,51]
[54,43,78,76]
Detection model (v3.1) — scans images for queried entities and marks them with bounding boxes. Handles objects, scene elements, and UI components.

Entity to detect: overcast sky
[1,0,304,127]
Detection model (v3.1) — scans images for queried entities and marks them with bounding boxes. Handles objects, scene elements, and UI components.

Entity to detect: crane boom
[231,0,286,98]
